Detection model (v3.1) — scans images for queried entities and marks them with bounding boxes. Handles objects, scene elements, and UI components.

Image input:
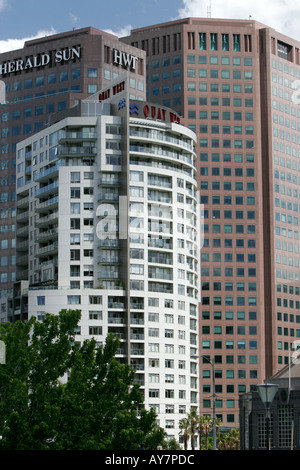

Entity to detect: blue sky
[0,0,299,52]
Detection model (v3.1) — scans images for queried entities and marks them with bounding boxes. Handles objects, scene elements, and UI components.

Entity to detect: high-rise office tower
[0,26,146,302]
[122,17,300,427]
[13,77,201,443]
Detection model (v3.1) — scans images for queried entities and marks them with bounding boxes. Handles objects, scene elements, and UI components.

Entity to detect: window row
[200,167,255,176]
[202,339,258,349]
[191,69,253,79]
[0,273,15,283]
[199,138,254,149]
[202,239,256,249]
[275,212,299,226]
[272,58,300,77]
[202,296,257,306]
[201,267,256,277]
[188,32,245,52]
[203,223,257,233]
[276,269,300,281]
[6,68,99,93]
[201,310,257,320]
[190,111,254,120]
[189,55,252,66]
[200,152,254,163]
[201,182,255,191]
[202,253,256,263]
[202,325,257,335]
[203,210,256,221]
[277,298,300,309]
[277,284,300,295]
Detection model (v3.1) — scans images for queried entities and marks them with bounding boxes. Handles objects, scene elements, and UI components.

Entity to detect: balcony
[16,254,28,267]
[108,301,125,309]
[59,131,96,143]
[98,192,119,202]
[130,300,144,310]
[16,225,29,238]
[34,164,59,182]
[98,270,119,280]
[130,332,144,341]
[98,255,119,264]
[17,210,29,223]
[130,314,144,325]
[148,238,173,250]
[130,360,144,371]
[98,175,119,186]
[36,196,59,212]
[36,211,58,228]
[16,195,30,209]
[108,315,126,324]
[98,239,119,249]
[16,239,29,252]
[36,242,58,257]
[35,228,58,243]
[35,180,59,197]
[59,146,97,157]
[130,345,145,356]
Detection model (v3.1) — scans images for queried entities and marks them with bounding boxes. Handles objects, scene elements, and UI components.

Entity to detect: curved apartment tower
[15,77,200,443]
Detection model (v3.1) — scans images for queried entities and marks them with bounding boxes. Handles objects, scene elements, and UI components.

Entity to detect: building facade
[240,361,300,450]
[0,26,146,304]
[122,18,300,427]
[14,78,200,442]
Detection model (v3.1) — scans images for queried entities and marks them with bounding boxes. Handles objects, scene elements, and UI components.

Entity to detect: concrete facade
[14,79,200,443]
[122,17,300,427]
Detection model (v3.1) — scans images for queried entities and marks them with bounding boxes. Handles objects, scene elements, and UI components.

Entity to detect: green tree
[187,408,199,451]
[0,310,166,450]
[179,417,190,450]
[200,415,213,450]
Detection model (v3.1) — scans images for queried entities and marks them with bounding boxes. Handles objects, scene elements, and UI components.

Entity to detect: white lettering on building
[0,46,81,77]
[113,49,138,70]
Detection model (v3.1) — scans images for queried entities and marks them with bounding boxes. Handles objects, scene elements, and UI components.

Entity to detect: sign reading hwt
[113,49,138,70]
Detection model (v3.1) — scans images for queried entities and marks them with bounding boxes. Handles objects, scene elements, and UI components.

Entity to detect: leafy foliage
[0,310,166,450]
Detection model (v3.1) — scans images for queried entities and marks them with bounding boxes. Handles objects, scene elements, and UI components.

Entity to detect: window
[71,187,80,198]
[233,34,240,51]
[70,249,80,261]
[70,218,80,230]
[37,296,45,305]
[67,295,81,305]
[88,84,97,94]
[89,296,102,305]
[70,203,80,214]
[199,33,206,50]
[60,71,68,82]
[210,33,218,51]
[222,34,229,51]
[48,73,56,84]
[88,68,98,78]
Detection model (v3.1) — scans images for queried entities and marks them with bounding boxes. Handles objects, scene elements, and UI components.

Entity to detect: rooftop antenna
[207,1,212,18]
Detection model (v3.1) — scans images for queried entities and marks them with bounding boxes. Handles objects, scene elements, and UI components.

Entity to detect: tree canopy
[0,309,166,450]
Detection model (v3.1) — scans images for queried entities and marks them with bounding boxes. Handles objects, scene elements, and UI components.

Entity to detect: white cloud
[104,25,133,38]
[0,28,56,53]
[70,12,78,28]
[0,0,8,12]
[177,0,300,40]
